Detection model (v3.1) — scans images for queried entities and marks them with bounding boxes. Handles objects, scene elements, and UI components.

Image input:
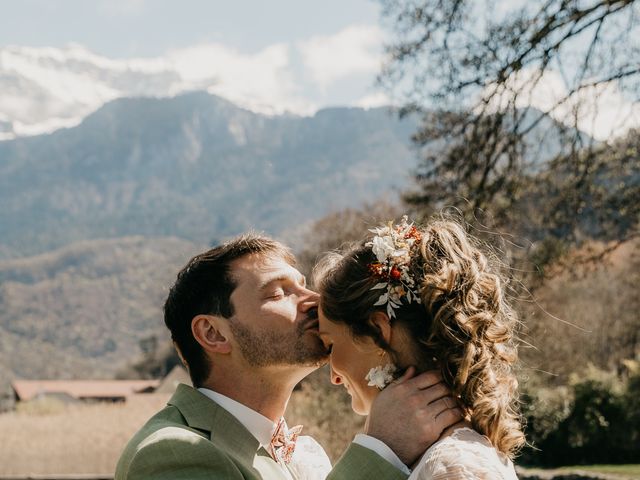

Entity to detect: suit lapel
[167,384,292,480]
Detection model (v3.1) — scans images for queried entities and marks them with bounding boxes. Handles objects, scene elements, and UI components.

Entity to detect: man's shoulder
[136,404,208,442]
[117,405,197,459]
[115,405,238,480]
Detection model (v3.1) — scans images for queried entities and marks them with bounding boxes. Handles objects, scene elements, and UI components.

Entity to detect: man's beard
[229,315,327,368]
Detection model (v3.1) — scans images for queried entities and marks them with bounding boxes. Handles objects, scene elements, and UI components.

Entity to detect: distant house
[11,379,161,403]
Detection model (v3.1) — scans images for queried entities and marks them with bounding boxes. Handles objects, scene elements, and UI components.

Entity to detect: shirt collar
[197,387,279,448]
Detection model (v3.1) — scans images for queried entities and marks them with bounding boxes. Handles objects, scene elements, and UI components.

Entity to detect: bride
[314,217,524,479]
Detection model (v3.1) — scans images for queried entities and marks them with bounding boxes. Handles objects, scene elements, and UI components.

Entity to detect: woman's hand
[364,367,463,466]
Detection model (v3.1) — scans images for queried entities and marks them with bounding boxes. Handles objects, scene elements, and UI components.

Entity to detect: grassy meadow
[557,465,640,476]
[0,394,170,476]
[519,465,640,480]
[2,379,640,479]
[0,371,363,476]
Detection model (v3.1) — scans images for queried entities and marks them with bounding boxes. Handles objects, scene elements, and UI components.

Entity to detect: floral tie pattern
[269,417,303,465]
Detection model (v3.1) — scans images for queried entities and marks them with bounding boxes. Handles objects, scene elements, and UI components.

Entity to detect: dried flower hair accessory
[366,215,421,318]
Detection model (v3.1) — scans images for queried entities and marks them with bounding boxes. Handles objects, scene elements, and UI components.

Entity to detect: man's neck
[202,366,308,421]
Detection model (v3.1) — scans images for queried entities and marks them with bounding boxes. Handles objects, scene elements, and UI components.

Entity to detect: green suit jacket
[115,384,408,480]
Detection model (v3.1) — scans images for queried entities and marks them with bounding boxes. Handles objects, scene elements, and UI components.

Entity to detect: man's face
[227,253,327,368]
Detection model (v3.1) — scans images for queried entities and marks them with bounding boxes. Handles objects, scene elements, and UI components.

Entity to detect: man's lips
[304,319,319,331]
[301,312,319,331]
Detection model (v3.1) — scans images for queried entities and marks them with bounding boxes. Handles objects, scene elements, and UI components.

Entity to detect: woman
[314,216,524,479]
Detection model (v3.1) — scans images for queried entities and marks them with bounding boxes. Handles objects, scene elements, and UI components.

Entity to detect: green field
[519,465,640,480]
[558,465,640,476]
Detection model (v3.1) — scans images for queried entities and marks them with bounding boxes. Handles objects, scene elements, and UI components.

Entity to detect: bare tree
[381,0,640,254]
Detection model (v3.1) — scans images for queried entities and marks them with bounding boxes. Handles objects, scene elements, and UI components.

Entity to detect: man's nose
[298,288,319,312]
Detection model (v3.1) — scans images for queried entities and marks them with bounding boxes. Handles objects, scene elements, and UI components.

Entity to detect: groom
[116,235,461,480]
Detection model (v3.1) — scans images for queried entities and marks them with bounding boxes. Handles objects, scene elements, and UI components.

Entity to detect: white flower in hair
[371,235,396,263]
[366,216,421,318]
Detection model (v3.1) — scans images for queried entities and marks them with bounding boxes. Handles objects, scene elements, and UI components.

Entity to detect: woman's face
[318,307,383,415]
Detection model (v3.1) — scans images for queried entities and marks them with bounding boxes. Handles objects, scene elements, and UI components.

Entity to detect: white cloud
[0,45,176,127]
[353,91,392,109]
[0,24,388,138]
[483,67,640,141]
[167,43,314,115]
[297,25,384,90]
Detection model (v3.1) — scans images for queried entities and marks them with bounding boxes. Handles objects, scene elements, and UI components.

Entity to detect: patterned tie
[269,417,303,464]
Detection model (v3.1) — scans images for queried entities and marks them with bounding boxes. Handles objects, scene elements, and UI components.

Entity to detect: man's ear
[369,311,392,345]
[192,314,232,355]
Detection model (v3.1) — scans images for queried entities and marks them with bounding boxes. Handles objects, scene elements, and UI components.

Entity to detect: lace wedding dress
[287,436,333,480]
[408,428,518,480]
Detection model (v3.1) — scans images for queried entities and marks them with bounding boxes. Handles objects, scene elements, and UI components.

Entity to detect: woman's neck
[440,419,472,439]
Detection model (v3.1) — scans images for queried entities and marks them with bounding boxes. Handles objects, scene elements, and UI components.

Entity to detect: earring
[365,362,397,390]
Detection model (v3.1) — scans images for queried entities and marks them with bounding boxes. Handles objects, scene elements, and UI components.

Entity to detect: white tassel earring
[365,350,397,390]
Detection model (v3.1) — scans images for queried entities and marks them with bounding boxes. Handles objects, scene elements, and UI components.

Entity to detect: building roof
[155,365,191,393]
[11,379,161,401]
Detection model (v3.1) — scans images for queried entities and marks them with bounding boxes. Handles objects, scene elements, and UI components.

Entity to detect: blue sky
[2,0,635,140]
[0,0,391,119]
[0,0,381,58]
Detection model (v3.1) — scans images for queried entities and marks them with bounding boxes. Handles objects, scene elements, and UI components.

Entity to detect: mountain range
[0,87,595,392]
[0,42,340,141]
[0,44,236,140]
[0,236,199,404]
[0,91,419,259]
[0,91,420,391]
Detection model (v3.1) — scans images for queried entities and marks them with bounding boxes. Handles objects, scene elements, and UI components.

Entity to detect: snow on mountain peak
[0,43,315,140]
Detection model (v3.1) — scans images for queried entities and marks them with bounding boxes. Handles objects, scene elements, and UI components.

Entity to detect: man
[116,235,461,480]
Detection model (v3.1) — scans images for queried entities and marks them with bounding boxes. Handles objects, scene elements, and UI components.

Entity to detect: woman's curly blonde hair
[315,218,525,458]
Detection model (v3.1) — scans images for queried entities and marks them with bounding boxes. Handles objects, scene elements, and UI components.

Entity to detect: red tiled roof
[11,379,161,401]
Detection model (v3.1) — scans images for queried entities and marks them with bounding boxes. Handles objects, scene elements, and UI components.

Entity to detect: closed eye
[266,288,285,300]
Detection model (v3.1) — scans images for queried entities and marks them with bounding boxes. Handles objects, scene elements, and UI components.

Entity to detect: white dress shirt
[197,388,409,477]
[198,387,277,448]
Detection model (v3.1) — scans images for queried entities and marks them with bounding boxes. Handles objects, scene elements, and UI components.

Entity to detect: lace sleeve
[414,460,482,480]
[410,429,518,480]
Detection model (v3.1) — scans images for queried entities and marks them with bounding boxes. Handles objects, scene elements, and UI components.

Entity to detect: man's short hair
[164,234,295,386]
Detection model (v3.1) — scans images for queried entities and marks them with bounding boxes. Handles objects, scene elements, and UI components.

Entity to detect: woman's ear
[191,314,232,354]
[369,311,392,345]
